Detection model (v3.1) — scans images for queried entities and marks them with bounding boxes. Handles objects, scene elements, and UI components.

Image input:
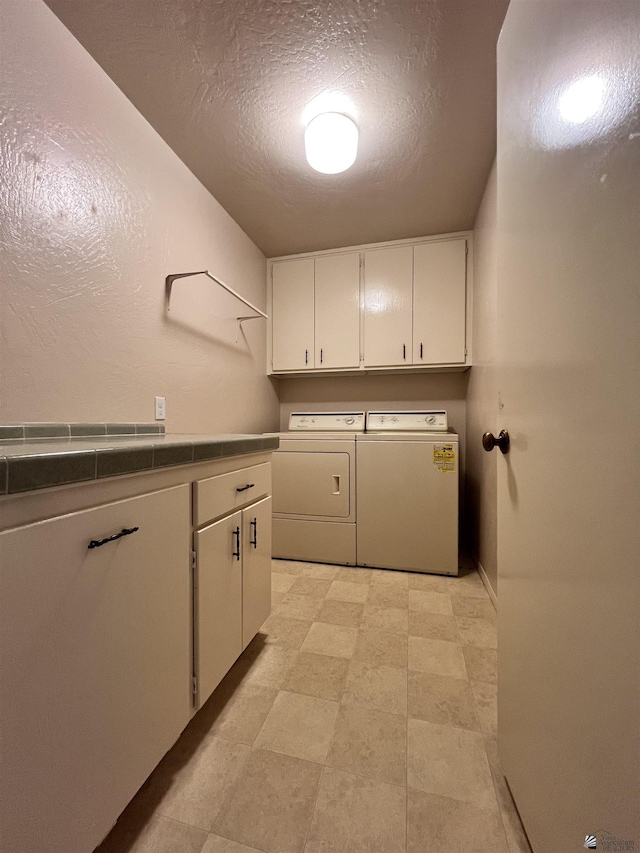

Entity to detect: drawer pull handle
[232,526,241,561]
[88,526,139,549]
[236,483,255,492]
[250,518,258,548]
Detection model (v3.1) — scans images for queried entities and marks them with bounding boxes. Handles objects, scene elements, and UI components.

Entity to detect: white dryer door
[273,450,351,519]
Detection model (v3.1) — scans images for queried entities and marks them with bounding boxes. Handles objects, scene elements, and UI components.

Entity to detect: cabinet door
[314,252,360,368]
[195,511,243,707]
[0,485,191,853]
[242,496,272,649]
[413,239,467,364]
[363,245,413,366]
[272,258,314,371]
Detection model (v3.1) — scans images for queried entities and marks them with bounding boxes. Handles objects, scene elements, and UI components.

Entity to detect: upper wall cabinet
[413,239,467,365]
[268,234,469,375]
[271,252,360,372]
[271,258,315,371]
[363,246,414,367]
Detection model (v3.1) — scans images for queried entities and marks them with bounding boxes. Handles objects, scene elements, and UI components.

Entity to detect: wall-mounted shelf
[165,270,267,337]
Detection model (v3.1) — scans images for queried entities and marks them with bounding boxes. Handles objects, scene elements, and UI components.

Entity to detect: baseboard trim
[475,558,498,610]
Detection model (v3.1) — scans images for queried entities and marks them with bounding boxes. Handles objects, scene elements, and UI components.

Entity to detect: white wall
[0,0,279,435]
[464,162,498,596]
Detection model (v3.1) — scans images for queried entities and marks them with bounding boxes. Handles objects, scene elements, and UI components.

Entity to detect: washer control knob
[345,416,355,425]
[426,416,436,425]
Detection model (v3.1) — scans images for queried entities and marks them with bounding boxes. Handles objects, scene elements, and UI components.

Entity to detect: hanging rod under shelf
[165,270,268,321]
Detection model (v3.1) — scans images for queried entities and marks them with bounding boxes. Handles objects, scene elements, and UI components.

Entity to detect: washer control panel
[366,410,448,432]
[288,412,365,431]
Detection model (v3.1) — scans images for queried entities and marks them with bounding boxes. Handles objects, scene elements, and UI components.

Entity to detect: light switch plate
[154,396,166,421]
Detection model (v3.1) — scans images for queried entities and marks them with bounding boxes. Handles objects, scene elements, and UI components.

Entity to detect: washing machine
[271,412,365,565]
[356,410,459,575]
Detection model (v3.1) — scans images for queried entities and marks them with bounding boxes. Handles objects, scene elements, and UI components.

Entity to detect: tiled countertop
[0,433,278,495]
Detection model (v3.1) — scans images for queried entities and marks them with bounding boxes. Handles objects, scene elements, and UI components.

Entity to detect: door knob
[482,430,510,454]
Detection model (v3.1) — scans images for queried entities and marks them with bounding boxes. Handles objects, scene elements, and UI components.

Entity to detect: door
[242,496,272,648]
[0,485,191,853]
[496,3,639,851]
[363,245,413,366]
[314,252,360,369]
[413,239,467,364]
[195,511,243,706]
[271,258,314,371]
[272,448,351,519]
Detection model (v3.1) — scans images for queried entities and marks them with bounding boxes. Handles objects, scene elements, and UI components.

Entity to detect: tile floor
[97,561,532,853]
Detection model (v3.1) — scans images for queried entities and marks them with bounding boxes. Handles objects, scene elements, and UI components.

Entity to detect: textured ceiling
[44,0,508,257]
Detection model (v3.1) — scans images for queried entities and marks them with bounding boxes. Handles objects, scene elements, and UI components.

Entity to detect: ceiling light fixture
[304,112,358,174]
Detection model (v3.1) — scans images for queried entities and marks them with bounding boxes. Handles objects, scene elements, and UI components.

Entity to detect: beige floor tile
[343,660,408,715]
[371,569,409,587]
[271,560,303,576]
[212,749,321,853]
[471,681,498,736]
[274,592,324,621]
[409,610,459,642]
[299,562,340,580]
[282,651,349,701]
[316,598,364,628]
[408,671,479,731]
[367,583,409,608]
[451,596,496,621]
[254,690,339,763]
[408,636,467,679]
[287,577,332,598]
[202,835,263,853]
[407,789,508,853]
[361,604,409,634]
[335,566,373,584]
[456,616,498,649]
[326,704,407,786]
[326,579,370,603]
[447,571,488,599]
[301,622,359,658]
[305,767,406,853]
[353,628,408,668]
[205,681,279,746]
[407,718,496,808]
[260,615,312,650]
[462,645,498,684]
[408,589,453,615]
[271,590,285,609]
[97,814,208,853]
[483,737,533,853]
[148,736,250,830]
[271,572,298,594]
[232,643,298,690]
[408,572,451,592]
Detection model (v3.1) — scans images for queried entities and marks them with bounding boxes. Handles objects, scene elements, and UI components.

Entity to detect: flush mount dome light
[304,112,358,174]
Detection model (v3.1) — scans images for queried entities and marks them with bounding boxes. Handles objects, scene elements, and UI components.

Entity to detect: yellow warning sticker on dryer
[433,444,456,472]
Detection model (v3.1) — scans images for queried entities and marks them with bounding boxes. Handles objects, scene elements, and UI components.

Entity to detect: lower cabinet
[0,484,192,853]
[194,493,272,708]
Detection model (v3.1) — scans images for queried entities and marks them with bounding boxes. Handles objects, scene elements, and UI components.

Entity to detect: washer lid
[288,412,365,431]
[366,410,448,432]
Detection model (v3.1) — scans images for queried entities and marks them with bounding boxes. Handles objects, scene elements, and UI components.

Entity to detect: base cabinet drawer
[0,485,191,853]
[194,462,271,527]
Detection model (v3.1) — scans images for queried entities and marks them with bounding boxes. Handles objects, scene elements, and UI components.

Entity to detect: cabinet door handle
[88,526,139,549]
[305,349,308,364]
[232,526,241,561]
[332,475,341,495]
[320,348,323,364]
[250,518,258,548]
[236,483,255,492]
[403,344,406,360]
[420,342,423,359]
